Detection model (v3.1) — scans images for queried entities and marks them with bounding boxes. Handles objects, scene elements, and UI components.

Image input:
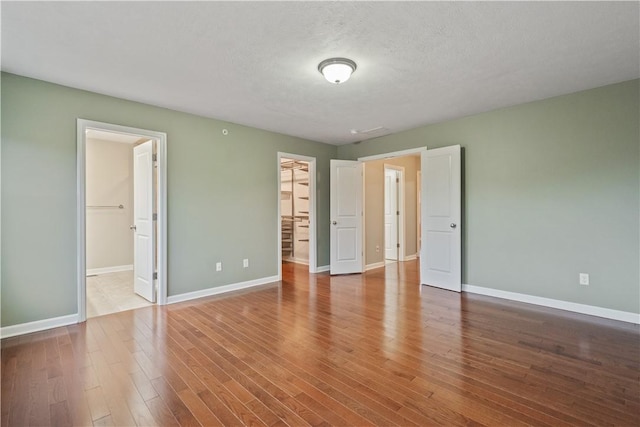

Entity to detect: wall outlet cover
[579,273,589,286]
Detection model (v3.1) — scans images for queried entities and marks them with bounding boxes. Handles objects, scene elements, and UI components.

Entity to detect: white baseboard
[403,253,417,261]
[463,284,640,324]
[87,264,133,276]
[0,313,79,339]
[365,261,386,271]
[167,275,279,305]
[316,265,330,273]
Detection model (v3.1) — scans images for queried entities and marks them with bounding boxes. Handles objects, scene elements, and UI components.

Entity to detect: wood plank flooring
[2,261,639,426]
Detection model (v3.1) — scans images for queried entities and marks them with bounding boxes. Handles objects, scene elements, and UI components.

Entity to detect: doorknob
[450,223,457,228]
[332,221,337,225]
[130,225,137,231]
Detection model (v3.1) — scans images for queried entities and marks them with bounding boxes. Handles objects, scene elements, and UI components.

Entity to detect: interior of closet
[281,158,309,265]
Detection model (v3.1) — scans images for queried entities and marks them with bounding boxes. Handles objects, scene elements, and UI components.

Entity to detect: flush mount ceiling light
[318,57,357,84]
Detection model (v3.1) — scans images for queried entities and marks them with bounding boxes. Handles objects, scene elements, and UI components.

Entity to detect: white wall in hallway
[86,138,134,270]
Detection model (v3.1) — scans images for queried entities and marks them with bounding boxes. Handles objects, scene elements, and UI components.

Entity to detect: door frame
[383,164,405,261]
[359,147,427,273]
[277,152,317,279]
[76,119,168,322]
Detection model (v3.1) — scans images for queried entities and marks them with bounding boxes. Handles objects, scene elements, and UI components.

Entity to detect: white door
[384,169,398,260]
[133,140,156,302]
[420,145,461,292]
[330,160,363,275]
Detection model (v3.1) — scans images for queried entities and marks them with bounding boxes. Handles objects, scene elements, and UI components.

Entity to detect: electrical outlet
[579,273,589,286]
[376,245,380,253]
[216,262,222,272]
[243,258,249,268]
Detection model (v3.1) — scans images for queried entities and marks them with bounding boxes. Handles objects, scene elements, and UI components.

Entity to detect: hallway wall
[364,156,420,266]
[85,138,134,271]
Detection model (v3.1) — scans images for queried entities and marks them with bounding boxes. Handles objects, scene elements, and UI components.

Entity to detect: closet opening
[277,153,317,278]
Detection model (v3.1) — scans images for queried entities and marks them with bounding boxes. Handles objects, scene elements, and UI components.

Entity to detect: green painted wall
[1,72,337,327]
[2,73,638,328]
[339,79,640,314]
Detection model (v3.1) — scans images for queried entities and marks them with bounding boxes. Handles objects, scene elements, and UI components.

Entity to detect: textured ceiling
[2,2,639,145]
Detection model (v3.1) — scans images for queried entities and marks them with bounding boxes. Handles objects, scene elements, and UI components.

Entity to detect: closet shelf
[281,160,309,172]
[282,215,308,221]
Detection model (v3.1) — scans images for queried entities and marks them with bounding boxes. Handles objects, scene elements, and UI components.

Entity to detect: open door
[384,168,399,261]
[420,145,461,292]
[133,140,156,302]
[330,160,363,275]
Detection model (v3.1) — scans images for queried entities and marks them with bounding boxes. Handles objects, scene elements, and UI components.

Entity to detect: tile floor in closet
[86,270,153,318]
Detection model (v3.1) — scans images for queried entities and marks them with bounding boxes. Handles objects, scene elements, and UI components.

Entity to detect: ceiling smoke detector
[318,58,357,84]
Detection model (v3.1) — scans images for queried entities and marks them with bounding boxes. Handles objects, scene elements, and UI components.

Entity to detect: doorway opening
[355,146,461,291]
[277,153,317,279]
[77,120,168,322]
[362,154,420,272]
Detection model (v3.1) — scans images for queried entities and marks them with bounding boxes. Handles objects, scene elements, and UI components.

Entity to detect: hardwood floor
[2,261,639,426]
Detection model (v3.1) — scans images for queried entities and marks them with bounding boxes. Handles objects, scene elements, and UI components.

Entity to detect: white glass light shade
[318,58,357,84]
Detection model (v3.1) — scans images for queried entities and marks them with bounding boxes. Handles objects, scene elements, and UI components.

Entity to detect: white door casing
[417,170,422,254]
[77,119,167,323]
[384,168,398,260]
[420,145,461,292]
[330,160,363,275]
[133,140,156,302]
[276,152,317,277]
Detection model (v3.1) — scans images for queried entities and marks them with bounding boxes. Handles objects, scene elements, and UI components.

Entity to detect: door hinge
[153,272,158,280]
[152,153,157,162]
[153,213,158,221]
[397,243,400,248]
[396,178,399,183]
[396,210,400,215]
